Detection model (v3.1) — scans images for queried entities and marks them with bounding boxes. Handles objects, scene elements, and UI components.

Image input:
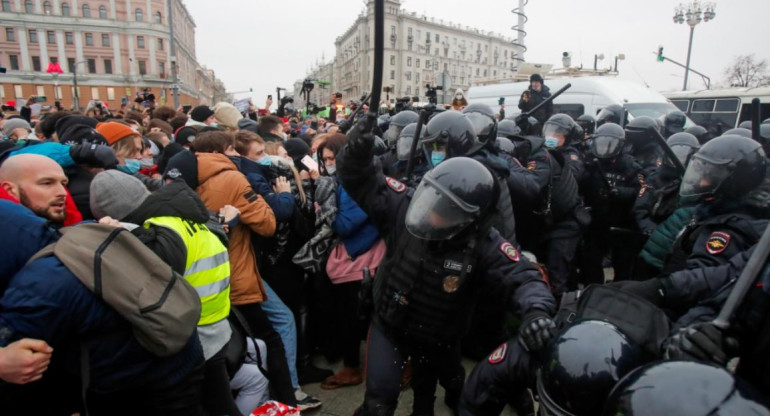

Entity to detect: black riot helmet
[405,157,496,240]
[497,119,521,138]
[680,134,767,203]
[739,120,753,130]
[396,122,423,161]
[662,110,687,137]
[602,361,770,416]
[543,114,583,147]
[723,127,753,138]
[576,114,596,136]
[596,104,627,127]
[685,125,710,144]
[667,132,700,167]
[589,123,626,159]
[495,137,516,156]
[514,115,541,136]
[386,110,419,147]
[536,320,652,416]
[624,116,659,149]
[462,103,498,145]
[422,110,479,167]
[377,114,391,132]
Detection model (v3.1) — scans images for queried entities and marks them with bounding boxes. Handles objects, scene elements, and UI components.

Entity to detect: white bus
[467,76,692,123]
[663,87,770,136]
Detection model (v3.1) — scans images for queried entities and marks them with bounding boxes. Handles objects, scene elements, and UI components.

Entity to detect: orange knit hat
[95,122,137,145]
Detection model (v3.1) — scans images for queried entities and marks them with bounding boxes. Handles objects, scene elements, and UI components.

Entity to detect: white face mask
[325,164,337,175]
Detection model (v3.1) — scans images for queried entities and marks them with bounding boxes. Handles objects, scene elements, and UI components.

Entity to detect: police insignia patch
[488,343,508,364]
[385,176,406,193]
[570,154,579,161]
[638,186,647,198]
[500,242,520,262]
[443,275,460,293]
[706,231,731,255]
[527,161,536,171]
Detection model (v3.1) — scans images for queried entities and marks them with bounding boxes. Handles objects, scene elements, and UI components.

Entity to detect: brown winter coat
[196,152,276,305]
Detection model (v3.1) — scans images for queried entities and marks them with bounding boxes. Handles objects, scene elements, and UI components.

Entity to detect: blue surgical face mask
[257,156,272,166]
[210,122,219,129]
[117,158,141,174]
[431,151,446,167]
[544,136,560,149]
[325,164,337,175]
[139,158,155,169]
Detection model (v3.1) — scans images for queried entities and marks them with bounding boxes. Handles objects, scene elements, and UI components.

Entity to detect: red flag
[46,61,63,74]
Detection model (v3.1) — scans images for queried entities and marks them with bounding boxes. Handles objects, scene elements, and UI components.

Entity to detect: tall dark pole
[73,65,79,110]
[167,0,180,108]
[682,25,695,91]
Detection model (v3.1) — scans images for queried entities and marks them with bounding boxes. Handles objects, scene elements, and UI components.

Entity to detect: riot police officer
[596,104,628,127]
[380,110,421,178]
[662,110,688,138]
[625,116,665,175]
[685,124,710,144]
[337,126,557,416]
[662,134,768,274]
[381,122,428,185]
[580,123,645,282]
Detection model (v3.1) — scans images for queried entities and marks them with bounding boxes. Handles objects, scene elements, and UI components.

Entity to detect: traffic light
[657,46,664,62]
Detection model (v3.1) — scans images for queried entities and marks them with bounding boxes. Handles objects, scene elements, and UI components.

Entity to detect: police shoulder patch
[500,242,520,262]
[488,342,508,364]
[706,231,731,255]
[638,185,647,198]
[527,161,537,171]
[569,154,579,161]
[385,176,406,193]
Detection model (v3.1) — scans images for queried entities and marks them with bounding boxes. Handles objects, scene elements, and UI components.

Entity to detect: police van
[467,76,689,122]
[662,87,770,136]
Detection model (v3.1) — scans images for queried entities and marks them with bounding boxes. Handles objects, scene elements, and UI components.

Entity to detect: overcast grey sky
[184,0,769,103]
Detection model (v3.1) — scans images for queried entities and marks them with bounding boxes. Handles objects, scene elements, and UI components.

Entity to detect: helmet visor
[680,157,732,197]
[543,123,570,140]
[590,135,624,159]
[405,175,479,240]
[386,125,402,146]
[397,135,414,161]
[671,144,695,167]
[465,112,495,142]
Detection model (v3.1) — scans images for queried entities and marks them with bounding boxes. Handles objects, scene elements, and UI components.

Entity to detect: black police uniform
[336,146,556,416]
[633,164,682,235]
[580,153,645,282]
[517,87,552,130]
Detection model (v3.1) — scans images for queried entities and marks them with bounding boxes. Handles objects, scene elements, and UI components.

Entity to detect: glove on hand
[519,310,556,352]
[665,322,737,366]
[345,119,375,157]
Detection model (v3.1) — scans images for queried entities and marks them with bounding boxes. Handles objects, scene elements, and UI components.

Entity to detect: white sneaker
[295,388,323,412]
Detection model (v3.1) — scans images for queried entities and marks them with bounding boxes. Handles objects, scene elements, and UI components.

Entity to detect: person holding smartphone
[518,74,553,134]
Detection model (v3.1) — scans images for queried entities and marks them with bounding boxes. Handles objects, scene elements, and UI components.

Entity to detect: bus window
[715,99,739,112]
[692,99,715,112]
[739,103,770,126]
[553,104,585,120]
[671,100,689,112]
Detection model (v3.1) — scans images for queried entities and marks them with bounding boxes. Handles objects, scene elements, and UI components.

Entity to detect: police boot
[410,395,435,416]
[441,366,465,416]
[354,400,397,416]
[296,304,333,384]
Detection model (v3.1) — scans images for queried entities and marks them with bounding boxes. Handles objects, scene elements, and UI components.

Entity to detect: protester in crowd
[213,102,244,132]
[188,105,217,128]
[95,121,162,191]
[259,115,286,142]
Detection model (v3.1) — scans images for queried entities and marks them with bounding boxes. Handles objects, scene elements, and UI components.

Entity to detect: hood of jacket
[0,199,59,287]
[124,180,210,225]
[197,152,238,187]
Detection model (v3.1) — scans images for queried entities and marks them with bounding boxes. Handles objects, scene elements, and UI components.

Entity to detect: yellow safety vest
[144,216,231,326]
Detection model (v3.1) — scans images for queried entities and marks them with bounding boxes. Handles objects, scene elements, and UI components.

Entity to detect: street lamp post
[71,60,88,110]
[673,1,716,91]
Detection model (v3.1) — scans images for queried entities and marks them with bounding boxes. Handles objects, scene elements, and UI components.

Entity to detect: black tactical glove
[519,310,556,352]
[609,278,665,306]
[69,142,118,169]
[665,322,737,366]
[345,118,375,157]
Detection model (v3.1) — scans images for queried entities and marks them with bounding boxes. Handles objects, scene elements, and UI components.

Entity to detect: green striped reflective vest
[144,216,231,325]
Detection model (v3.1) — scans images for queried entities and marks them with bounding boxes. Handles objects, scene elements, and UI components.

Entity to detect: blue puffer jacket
[333,184,380,258]
[0,202,203,393]
[0,200,59,291]
[233,156,295,223]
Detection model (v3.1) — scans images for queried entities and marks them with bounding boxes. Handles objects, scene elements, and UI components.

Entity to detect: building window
[87,58,95,73]
[107,87,115,100]
[82,3,90,17]
[24,0,32,13]
[8,55,19,70]
[85,33,93,46]
[135,8,143,21]
[405,72,411,81]
[5,28,14,42]
[32,56,41,71]
[61,2,69,15]
[158,38,163,50]
[416,72,420,82]
[28,29,38,43]
[36,85,45,96]
[47,31,55,44]
[390,55,395,65]
[138,60,146,75]
[90,87,99,100]
[407,57,412,67]
[155,11,162,24]
[406,86,411,95]
[435,34,439,42]
[390,70,394,80]
[101,34,110,46]
[14,85,23,98]
[1,0,11,12]
[136,36,145,48]
[159,62,165,77]
[416,58,420,68]
[425,60,430,69]
[99,5,106,18]
[67,58,75,72]
[104,59,112,74]
[65,32,73,44]
[43,1,51,14]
